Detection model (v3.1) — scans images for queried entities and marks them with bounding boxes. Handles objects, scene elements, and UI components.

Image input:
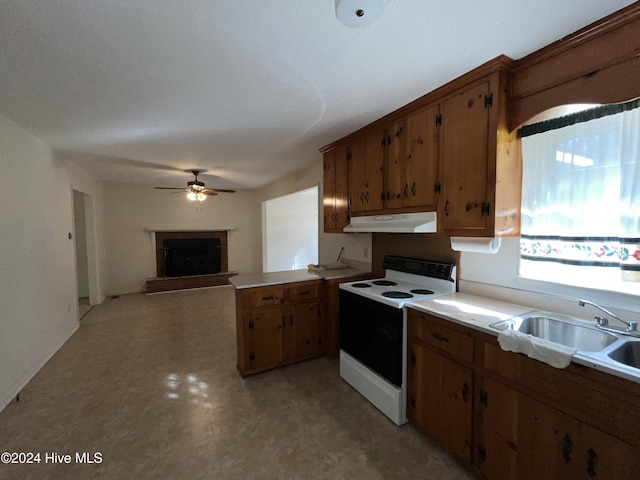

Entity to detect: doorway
[72,189,99,320]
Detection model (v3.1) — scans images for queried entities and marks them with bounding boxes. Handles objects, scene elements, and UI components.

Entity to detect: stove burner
[351,283,372,288]
[372,280,397,286]
[381,291,414,299]
[410,289,434,295]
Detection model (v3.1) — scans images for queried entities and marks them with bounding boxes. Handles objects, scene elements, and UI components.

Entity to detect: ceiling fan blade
[202,190,219,196]
[154,187,187,190]
[207,188,236,193]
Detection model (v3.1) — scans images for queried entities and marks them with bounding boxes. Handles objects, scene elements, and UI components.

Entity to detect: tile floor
[0,286,475,480]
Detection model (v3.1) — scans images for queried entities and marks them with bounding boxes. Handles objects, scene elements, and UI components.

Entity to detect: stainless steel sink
[607,341,640,369]
[490,311,619,352]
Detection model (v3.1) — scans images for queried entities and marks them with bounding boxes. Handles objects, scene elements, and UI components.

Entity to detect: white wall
[256,154,372,270]
[103,182,260,294]
[0,113,107,411]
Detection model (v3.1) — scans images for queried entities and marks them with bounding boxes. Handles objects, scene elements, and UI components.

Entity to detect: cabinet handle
[461,382,469,402]
[444,200,450,217]
[562,433,573,463]
[411,182,416,196]
[262,295,274,301]
[403,183,408,198]
[364,191,369,203]
[279,316,285,329]
[587,448,597,477]
[431,332,449,342]
[298,291,310,295]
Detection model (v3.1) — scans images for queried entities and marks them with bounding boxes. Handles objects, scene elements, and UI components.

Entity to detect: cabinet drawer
[288,284,319,302]
[248,287,285,308]
[409,311,474,363]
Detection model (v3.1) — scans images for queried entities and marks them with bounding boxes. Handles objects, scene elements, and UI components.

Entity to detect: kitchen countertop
[408,292,640,384]
[229,267,370,289]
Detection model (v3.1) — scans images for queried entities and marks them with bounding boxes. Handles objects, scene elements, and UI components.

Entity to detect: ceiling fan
[154,170,235,202]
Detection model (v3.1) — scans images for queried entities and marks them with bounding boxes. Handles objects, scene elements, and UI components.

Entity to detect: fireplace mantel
[146,227,235,233]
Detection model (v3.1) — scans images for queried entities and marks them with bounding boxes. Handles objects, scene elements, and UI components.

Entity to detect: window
[262,186,319,272]
[519,100,640,295]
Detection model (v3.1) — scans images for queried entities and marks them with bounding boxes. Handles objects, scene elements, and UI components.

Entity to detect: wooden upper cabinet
[386,104,439,210]
[323,146,349,233]
[440,67,521,237]
[348,129,385,214]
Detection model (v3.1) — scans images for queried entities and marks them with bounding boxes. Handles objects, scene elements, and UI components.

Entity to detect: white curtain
[520,102,640,283]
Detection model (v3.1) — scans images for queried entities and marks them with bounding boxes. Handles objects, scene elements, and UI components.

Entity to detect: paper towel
[450,237,501,254]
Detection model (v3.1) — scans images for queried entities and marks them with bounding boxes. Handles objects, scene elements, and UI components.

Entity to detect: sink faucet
[578,299,638,336]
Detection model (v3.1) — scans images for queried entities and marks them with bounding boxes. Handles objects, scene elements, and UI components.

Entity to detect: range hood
[343,212,437,233]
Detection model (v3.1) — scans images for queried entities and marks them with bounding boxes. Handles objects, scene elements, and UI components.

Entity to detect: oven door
[339,290,403,387]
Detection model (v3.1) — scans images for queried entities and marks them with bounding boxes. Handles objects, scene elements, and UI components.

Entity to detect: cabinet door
[387,105,439,210]
[439,355,473,462]
[477,377,519,480]
[517,395,582,480]
[441,81,491,233]
[407,342,473,463]
[323,150,338,231]
[407,342,440,440]
[349,129,385,213]
[323,146,349,232]
[245,308,284,371]
[285,302,321,361]
[576,423,640,480]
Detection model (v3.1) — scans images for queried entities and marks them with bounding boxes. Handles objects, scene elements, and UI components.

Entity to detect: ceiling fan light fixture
[335,0,384,28]
[186,189,207,202]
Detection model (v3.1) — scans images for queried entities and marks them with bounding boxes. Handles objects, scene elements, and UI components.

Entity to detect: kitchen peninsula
[230,266,370,375]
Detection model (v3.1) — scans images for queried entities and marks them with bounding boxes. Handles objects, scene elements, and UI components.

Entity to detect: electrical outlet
[363,247,369,259]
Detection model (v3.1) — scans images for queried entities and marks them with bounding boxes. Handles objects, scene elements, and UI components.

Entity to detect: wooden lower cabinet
[236,280,323,375]
[517,395,640,480]
[407,311,474,463]
[244,306,285,372]
[284,302,321,361]
[407,309,640,480]
[475,376,518,480]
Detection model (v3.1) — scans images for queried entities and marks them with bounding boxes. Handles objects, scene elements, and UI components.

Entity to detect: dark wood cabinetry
[406,308,640,480]
[474,332,640,480]
[348,128,386,214]
[236,280,323,375]
[386,104,440,211]
[323,146,350,232]
[321,57,520,236]
[407,309,474,463]
[440,65,520,237]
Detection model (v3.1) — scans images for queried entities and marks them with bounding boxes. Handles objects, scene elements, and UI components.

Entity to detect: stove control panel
[381,255,455,282]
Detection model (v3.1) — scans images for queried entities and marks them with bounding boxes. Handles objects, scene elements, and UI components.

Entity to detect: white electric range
[339,255,457,425]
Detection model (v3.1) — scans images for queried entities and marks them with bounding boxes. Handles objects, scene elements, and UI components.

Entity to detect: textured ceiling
[0,0,635,190]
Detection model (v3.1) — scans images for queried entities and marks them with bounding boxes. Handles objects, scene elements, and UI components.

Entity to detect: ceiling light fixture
[335,0,385,28]
[186,184,207,202]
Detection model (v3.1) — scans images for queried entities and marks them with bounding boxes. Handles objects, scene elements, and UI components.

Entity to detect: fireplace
[146,230,235,293]
[163,238,221,277]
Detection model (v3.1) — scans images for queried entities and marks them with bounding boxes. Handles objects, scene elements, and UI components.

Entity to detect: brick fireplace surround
[145,230,237,293]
